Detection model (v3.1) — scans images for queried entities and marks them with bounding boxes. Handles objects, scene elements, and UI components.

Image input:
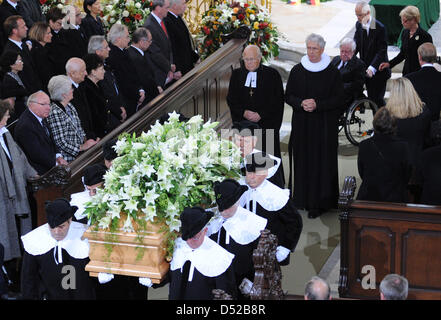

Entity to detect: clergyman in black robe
[20,198,95,300]
[208,179,267,299]
[227,45,285,160]
[239,152,303,266]
[169,207,237,300]
[285,34,344,218]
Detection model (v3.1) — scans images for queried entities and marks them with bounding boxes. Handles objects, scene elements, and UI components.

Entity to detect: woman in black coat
[357,107,412,202]
[379,5,432,76]
[0,51,31,125]
[28,22,56,92]
[81,0,105,42]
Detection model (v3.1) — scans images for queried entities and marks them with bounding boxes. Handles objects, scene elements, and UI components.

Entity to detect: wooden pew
[28,28,250,226]
[338,176,441,300]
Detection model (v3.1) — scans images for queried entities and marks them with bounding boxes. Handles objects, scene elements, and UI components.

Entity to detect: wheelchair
[338,97,378,146]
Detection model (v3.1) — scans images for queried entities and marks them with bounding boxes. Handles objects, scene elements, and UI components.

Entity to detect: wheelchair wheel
[344,98,378,146]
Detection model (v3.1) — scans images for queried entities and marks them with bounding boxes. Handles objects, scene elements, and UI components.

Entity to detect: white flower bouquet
[85,112,242,259]
[101,0,152,33]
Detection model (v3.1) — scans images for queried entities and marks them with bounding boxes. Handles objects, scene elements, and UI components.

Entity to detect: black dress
[82,77,108,138]
[1,72,30,124]
[29,41,56,91]
[389,27,433,76]
[357,133,412,202]
[80,14,105,42]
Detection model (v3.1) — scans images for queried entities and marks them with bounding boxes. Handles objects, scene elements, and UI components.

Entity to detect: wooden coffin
[83,221,169,284]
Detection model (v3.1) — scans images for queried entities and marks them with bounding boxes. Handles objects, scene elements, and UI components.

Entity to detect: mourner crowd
[0,0,440,300]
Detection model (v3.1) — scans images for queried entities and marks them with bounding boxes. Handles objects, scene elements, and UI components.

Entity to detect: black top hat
[180,207,213,241]
[83,163,107,186]
[242,151,276,175]
[45,198,77,228]
[214,179,248,211]
[232,120,261,136]
[103,139,118,161]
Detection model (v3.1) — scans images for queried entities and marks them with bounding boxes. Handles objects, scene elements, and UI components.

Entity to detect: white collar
[0,127,8,136]
[21,222,89,263]
[240,179,290,212]
[131,44,144,56]
[168,11,178,18]
[69,77,79,88]
[7,0,17,9]
[421,63,434,68]
[207,206,267,245]
[362,17,372,30]
[301,54,331,72]
[8,38,22,49]
[151,12,162,25]
[244,71,257,88]
[29,109,43,124]
[170,237,234,281]
[70,190,91,222]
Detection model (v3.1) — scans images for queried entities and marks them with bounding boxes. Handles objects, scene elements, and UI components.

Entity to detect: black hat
[180,207,213,241]
[103,139,118,161]
[83,163,107,186]
[214,179,248,211]
[46,198,77,228]
[232,120,261,137]
[242,152,276,175]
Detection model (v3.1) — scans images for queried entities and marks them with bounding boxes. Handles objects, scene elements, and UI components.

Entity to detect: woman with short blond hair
[379,5,432,75]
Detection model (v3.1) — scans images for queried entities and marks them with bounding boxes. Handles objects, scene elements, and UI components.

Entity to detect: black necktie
[179,260,191,298]
[42,119,50,137]
[361,29,368,59]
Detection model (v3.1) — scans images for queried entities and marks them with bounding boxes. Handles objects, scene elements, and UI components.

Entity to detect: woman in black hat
[20,198,96,300]
[240,152,303,265]
[169,207,237,300]
[207,179,267,299]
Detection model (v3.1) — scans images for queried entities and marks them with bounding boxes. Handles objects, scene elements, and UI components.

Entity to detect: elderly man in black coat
[106,23,145,118]
[164,0,199,75]
[14,91,67,175]
[405,43,441,122]
[227,45,284,161]
[353,1,391,108]
[331,37,366,108]
[127,27,161,104]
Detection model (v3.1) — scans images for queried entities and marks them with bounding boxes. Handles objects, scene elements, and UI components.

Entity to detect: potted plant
[83,112,242,283]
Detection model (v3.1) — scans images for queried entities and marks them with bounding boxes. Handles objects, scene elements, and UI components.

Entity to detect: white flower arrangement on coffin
[84,112,242,260]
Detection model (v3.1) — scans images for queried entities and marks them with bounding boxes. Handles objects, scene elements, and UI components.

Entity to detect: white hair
[340,37,356,52]
[48,75,72,102]
[356,1,371,14]
[65,57,85,75]
[88,35,106,54]
[107,23,127,44]
[306,33,326,49]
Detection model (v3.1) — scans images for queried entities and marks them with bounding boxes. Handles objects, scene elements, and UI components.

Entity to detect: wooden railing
[29,29,250,226]
[338,176,441,300]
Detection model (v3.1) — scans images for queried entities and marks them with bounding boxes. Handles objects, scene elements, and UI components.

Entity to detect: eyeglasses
[243,58,258,62]
[29,101,51,106]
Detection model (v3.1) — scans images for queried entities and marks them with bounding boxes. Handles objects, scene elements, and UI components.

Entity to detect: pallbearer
[240,152,303,266]
[169,207,237,300]
[208,179,267,298]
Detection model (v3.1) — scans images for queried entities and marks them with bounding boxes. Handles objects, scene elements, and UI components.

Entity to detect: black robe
[227,64,285,159]
[240,180,303,266]
[169,237,237,300]
[285,59,344,211]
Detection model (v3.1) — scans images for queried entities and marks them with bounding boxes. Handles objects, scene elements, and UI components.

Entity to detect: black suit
[126,46,160,104]
[143,14,173,86]
[3,40,42,93]
[82,77,108,138]
[80,14,104,42]
[354,19,391,107]
[106,43,144,117]
[17,0,45,29]
[331,55,366,106]
[46,29,75,76]
[406,66,441,121]
[14,108,59,175]
[64,27,88,60]
[0,1,19,53]
[164,12,198,75]
[389,27,432,76]
[71,82,96,139]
